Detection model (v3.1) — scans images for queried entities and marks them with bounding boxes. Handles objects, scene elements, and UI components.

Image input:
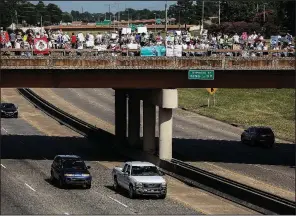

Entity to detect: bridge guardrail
[1,48,295,57]
[18,88,296,215]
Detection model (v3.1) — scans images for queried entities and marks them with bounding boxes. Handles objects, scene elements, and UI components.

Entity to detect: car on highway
[1,103,18,118]
[112,161,167,199]
[50,155,92,189]
[241,126,275,148]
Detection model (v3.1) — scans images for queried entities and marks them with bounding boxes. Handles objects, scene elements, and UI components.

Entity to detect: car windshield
[62,159,86,170]
[131,166,161,176]
[257,128,273,134]
[1,103,15,109]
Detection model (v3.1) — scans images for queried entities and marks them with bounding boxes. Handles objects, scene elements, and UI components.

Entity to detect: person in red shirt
[71,33,77,49]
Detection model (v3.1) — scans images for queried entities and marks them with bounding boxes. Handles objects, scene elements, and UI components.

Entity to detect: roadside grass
[178,89,295,142]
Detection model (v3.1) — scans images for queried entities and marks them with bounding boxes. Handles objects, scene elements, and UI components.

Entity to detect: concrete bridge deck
[0,56,294,88]
[1,56,294,70]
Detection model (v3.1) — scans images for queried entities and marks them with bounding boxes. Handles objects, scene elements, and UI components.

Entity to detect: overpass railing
[0,48,294,57]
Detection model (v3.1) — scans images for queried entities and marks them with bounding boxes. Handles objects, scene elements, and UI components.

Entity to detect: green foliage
[0,0,294,34]
[179,88,295,141]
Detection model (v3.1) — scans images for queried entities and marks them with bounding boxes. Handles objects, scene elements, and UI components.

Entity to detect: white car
[112,161,167,199]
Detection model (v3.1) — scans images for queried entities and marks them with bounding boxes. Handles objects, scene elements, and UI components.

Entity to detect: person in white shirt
[253,31,258,40]
[95,33,102,44]
[87,33,94,48]
[262,42,268,56]
[62,33,70,43]
[233,33,239,44]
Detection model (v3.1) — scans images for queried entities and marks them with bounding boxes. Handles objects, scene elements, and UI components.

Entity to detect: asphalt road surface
[50,88,295,197]
[1,117,198,215]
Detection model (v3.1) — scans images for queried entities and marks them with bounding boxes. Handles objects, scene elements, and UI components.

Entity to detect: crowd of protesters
[0,27,294,57]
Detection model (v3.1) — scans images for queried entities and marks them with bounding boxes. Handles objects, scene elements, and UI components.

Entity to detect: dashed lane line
[107,196,128,208]
[25,183,36,192]
[1,164,7,169]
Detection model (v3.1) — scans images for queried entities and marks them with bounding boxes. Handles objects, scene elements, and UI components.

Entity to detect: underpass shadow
[1,134,126,162]
[105,185,161,200]
[2,133,294,167]
[172,138,295,167]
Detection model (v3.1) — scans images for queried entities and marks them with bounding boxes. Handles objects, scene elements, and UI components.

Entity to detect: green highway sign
[188,70,215,80]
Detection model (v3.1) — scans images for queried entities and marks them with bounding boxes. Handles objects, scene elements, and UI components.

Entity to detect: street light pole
[165,0,168,32]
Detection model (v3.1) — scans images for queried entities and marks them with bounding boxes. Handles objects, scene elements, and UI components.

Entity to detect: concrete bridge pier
[157,89,178,160]
[115,89,127,145]
[115,88,178,160]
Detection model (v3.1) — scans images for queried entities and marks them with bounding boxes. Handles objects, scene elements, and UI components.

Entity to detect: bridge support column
[158,89,178,160]
[115,89,127,144]
[143,101,156,154]
[128,94,141,147]
[159,107,173,160]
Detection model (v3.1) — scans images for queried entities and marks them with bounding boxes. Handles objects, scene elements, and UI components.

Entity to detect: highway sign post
[206,88,218,107]
[206,88,217,95]
[188,70,214,80]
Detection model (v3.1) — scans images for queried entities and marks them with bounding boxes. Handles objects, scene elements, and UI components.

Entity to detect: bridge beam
[115,89,127,145]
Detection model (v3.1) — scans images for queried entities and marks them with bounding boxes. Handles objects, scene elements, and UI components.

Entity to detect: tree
[62,12,72,23]
[47,3,62,24]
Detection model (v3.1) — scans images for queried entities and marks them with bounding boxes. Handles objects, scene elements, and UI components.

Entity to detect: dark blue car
[50,155,92,189]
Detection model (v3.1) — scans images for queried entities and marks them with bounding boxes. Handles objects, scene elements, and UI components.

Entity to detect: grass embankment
[178,89,295,142]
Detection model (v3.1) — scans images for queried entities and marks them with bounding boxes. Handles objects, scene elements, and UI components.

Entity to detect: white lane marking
[107,196,128,208]
[25,183,36,192]
[1,127,8,133]
[1,164,7,169]
[64,212,69,215]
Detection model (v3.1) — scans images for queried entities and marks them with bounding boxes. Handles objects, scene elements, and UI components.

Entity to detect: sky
[31,1,177,13]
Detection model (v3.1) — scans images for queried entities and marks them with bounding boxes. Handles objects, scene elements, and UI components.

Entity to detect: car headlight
[161,182,167,187]
[135,182,143,187]
[81,174,90,177]
[64,174,75,177]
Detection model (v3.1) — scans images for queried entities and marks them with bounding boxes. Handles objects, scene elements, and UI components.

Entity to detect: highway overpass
[0,55,295,160]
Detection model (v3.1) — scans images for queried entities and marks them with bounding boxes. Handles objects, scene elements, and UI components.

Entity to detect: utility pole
[218,1,220,25]
[109,4,111,26]
[128,8,130,26]
[15,10,18,28]
[165,0,168,32]
[263,3,266,22]
[154,13,156,33]
[201,1,204,30]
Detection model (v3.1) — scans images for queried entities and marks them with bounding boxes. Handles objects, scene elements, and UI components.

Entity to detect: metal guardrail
[18,88,296,215]
[168,158,295,215]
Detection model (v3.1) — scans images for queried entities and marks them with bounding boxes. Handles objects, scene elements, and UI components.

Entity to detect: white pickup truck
[112,161,167,199]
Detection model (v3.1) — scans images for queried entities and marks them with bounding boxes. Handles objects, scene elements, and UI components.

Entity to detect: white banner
[137,26,147,34]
